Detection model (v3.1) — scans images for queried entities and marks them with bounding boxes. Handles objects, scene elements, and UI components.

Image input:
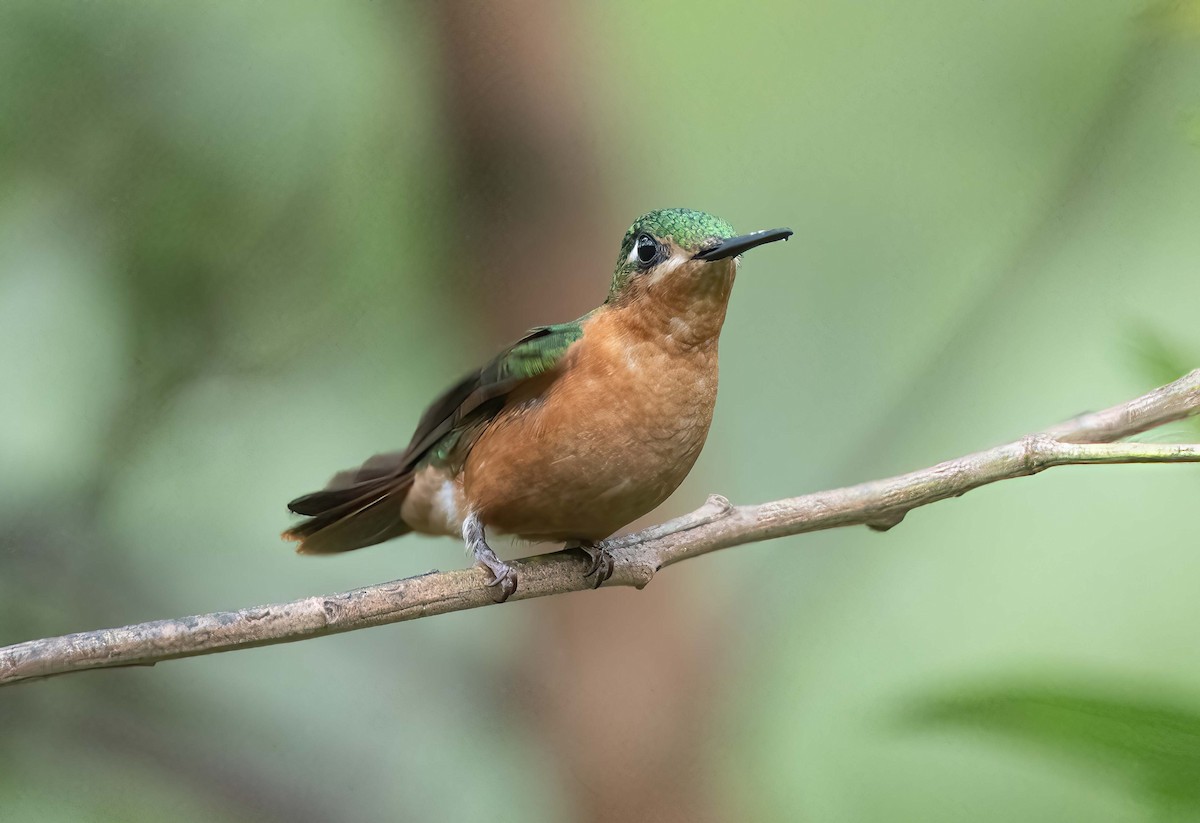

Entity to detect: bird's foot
[476,550,518,603]
[577,540,615,588]
[463,513,518,603]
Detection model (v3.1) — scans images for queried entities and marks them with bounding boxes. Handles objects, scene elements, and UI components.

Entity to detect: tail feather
[283,473,415,554]
[287,484,371,517]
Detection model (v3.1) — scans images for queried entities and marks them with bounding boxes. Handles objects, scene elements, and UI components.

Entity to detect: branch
[3,371,1199,687]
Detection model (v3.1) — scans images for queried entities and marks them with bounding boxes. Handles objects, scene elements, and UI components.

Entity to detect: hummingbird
[283,208,791,601]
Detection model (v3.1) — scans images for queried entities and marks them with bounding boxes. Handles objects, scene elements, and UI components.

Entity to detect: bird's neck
[608,263,735,352]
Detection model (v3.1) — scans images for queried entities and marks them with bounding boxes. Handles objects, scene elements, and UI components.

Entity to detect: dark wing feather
[395,321,586,469]
[288,475,415,554]
[283,317,587,553]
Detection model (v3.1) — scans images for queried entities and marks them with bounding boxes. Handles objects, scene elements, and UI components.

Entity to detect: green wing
[408,318,586,468]
[485,321,586,385]
[293,316,587,503]
[283,317,586,552]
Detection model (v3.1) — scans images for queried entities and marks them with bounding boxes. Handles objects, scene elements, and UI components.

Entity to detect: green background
[2,2,1200,820]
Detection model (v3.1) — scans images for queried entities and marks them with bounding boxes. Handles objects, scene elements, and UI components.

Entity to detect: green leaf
[1128,324,1200,443]
[1129,324,1198,390]
[904,681,1200,810]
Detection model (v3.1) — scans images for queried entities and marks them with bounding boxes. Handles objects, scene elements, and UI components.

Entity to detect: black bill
[692,227,793,261]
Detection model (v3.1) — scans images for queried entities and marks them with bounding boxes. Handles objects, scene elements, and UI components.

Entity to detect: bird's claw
[464,513,518,603]
[579,541,615,588]
[478,556,519,603]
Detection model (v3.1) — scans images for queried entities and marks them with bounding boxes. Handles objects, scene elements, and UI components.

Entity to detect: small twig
[2,370,1198,687]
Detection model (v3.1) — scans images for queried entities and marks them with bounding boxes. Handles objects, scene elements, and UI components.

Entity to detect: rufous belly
[462,320,719,542]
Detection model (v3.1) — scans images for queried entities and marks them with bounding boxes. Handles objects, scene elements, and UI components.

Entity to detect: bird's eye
[635,234,658,266]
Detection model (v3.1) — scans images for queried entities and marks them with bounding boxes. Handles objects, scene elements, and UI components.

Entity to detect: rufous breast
[463,303,724,542]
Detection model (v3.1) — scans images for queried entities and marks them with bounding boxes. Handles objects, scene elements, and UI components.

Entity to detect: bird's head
[605,208,791,314]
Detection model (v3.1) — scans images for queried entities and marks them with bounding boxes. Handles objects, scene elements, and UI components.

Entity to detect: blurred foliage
[1130,332,1200,449]
[1130,325,1200,403]
[1143,0,1200,37]
[1,1,1200,822]
[906,681,1200,815]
